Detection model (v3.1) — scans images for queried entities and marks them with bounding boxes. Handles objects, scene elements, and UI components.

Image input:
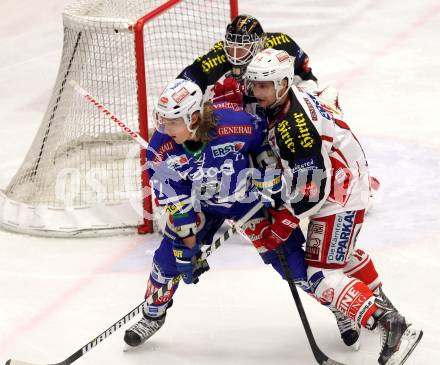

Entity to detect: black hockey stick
[5,202,263,365]
[275,247,346,365]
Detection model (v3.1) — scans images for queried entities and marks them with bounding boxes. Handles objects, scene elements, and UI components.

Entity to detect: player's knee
[345,249,381,290]
[307,267,346,306]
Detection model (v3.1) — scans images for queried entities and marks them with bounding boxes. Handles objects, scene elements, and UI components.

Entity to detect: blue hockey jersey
[146,103,270,230]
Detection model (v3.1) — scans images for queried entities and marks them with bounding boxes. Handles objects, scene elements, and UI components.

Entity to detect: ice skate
[375,287,396,311]
[332,308,361,351]
[376,310,423,365]
[124,313,166,347]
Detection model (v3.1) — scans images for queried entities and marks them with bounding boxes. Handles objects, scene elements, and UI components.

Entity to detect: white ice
[1,0,439,364]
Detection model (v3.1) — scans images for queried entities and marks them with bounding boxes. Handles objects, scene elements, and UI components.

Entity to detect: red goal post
[0,0,238,237]
[134,0,239,234]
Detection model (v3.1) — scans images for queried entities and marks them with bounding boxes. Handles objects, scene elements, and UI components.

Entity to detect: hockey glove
[212,77,243,105]
[244,208,299,251]
[173,241,209,284]
[268,208,300,247]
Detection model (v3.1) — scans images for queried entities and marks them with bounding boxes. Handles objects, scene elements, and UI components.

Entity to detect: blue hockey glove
[173,241,209,284]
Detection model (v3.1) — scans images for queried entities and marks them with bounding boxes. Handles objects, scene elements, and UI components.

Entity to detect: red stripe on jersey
[321,135,333,143]
[331,146,350,166]
[334,118,350,130]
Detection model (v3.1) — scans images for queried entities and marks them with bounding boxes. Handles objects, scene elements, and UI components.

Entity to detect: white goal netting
[0,0,235,236]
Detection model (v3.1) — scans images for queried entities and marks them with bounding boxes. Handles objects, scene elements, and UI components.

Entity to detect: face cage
[224,39,264,66]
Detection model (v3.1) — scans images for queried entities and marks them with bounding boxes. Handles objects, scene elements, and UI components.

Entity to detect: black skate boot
[124,312,166,347]
[373,299,423,365]
[374,286,396,311]
[331,308,361,350]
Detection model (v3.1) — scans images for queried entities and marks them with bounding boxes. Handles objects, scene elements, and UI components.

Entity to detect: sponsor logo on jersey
[264,33,291,48]
[165,201,185,214]
[211,41,224,52]
[200,43,228,73]
[166,154,189,169]
[253,175,281,190]
[305,221,325,262]
[153,141,175,163]
[276,119,295,153]
[338,282,373,321]
[171,87,189,103]
[321,288,335,304]
[303,97,318,121]
[211,102,243,112]
[292,156,319,174]
[211,141,244,158]
[173,248,183,258]
[308,94,332,120]
[293,112,314,148]
[328,211,355,264]
[216,125,252,136]
[201,54,228,73]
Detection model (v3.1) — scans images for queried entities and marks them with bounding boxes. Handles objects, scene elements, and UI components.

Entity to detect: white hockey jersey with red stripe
[266,85,371,219]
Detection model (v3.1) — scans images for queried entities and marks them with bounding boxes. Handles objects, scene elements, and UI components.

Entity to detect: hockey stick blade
[6,359,71,365]
[275,248,346,365]
[322,359,346,365]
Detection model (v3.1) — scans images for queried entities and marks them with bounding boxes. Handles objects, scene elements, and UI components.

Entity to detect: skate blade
[123,343,140,352]
[349,339,361,352]
[386,326,423,365]
[123,344,133,352]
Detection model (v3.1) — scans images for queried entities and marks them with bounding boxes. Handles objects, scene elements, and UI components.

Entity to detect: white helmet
[245,48,295,105]
[154,78,203,134]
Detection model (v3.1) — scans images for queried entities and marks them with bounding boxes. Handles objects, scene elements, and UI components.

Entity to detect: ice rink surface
[1,0,440,364]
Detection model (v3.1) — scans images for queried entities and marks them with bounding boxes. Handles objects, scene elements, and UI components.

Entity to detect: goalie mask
[225,15,266,78]
[154,79,203,135]
[245,49,295,107]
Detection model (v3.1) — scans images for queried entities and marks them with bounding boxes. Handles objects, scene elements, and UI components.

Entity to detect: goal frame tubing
[133,0,238,233]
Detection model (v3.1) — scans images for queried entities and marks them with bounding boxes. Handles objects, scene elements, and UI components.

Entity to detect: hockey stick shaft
[69,80,150,150]
[6,202,263,365]
[275,247,346,365]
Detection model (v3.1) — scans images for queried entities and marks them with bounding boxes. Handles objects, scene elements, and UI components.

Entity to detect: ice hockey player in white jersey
[123,79,308,348]
[178,14,381,203]
[244,48,423,365]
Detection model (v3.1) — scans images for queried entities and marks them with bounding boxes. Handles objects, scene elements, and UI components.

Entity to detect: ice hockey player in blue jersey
[123,78,307,348]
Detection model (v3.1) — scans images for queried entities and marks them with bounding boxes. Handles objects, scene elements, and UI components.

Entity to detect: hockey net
[0,0,238,237]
